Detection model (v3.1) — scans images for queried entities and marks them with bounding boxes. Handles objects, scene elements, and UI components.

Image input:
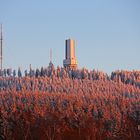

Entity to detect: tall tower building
[63,39,78,69]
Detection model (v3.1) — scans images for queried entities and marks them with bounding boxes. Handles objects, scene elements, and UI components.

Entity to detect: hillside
[0,67,140,140]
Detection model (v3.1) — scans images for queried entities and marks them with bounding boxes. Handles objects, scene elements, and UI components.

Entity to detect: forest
[0,64,140,140]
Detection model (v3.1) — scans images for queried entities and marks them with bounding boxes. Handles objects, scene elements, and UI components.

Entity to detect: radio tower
[0,24,3,71]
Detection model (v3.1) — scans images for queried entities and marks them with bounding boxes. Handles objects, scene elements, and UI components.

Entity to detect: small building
[63,39,78,69]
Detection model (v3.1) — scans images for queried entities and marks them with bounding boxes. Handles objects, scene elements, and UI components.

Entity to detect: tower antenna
[0,24,3,71]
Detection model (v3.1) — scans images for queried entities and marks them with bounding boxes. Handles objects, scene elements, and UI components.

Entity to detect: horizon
[0,0,140,74]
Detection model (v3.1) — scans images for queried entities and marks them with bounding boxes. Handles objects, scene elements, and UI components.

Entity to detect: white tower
[63,39,78,69]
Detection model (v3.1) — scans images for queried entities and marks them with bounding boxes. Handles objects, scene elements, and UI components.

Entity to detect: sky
[0,0,140,74]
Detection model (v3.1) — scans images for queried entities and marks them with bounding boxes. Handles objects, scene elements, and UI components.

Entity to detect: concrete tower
[63,39,78,69]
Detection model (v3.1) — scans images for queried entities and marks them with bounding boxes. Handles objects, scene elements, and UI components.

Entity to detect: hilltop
[0,66,140,140]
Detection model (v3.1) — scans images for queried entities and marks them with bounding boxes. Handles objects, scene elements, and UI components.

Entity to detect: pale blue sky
[0,0,140,73]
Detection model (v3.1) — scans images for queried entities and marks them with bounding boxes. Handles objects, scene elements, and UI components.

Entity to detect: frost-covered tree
[3,69,7,77]
[35,68,40,77]
[13,70,16,77]
[40,67,45,77]
[18,67,22,78]
[7,68,12,77]
[24,70,28,77]
[0,70,3,77]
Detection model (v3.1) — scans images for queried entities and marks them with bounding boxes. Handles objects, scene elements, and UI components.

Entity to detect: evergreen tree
[18,67,22,78]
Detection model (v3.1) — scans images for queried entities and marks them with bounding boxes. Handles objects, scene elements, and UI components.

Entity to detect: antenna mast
[0,24,3,71]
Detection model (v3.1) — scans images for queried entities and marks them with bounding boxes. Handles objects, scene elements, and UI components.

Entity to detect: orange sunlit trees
[0,67,140,139]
